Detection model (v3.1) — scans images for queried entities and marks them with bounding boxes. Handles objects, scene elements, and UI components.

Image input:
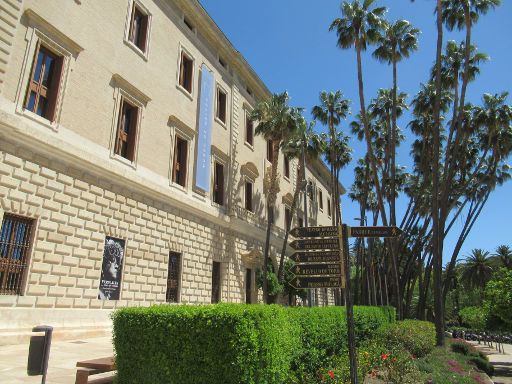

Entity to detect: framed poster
[98,237,125,300]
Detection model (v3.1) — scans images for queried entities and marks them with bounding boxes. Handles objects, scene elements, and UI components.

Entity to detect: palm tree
[329,0,389,228]
[250,91,300,303]
[461,248,493,290]
[373,19,419,226]
[311,91,350,225]
[277,118,324,283]
[494,245,512,270]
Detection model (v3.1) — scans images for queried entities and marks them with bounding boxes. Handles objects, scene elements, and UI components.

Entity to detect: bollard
[27,325,53,384]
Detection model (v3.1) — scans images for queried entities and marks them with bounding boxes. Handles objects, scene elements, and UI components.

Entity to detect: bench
[75,356,115,384]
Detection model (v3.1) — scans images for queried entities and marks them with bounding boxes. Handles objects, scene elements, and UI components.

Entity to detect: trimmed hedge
[112,304,395,384]
[378,320,436,358]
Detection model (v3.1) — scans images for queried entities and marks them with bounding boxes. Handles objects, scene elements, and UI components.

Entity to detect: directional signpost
[287,225,344,289]
[287,223,403,384]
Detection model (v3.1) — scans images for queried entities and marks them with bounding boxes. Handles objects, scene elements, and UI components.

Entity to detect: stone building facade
[0,0,343,345]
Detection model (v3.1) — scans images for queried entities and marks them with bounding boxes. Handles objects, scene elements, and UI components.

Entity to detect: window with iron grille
[327,198,332,217]
[318,189,323,210]
[0,214,34,295]
[24,44,63,122]
[211,261,221,304]
[245,268,252,304]
[166,252,181,303]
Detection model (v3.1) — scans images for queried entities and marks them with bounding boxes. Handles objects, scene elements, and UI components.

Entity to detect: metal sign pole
[341,224,358,384]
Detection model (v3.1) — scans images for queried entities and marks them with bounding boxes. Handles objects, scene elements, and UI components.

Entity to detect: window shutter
[127,107,139,161]
[46,55,64,122]
[179,139,187,185]
[218,164,224,205]
[139,14,148,52]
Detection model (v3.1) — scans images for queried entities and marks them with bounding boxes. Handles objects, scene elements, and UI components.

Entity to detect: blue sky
[199,0,512,264]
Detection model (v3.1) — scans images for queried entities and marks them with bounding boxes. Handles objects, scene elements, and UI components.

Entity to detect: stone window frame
[0,206,41,303]
[176,44,195,100]
[166,251,183,304]
[15,9,83,132]
[243,176,254,213]
[243,103,254,151]
[210,149,228,209]
[123,0,152,61]
[168,116,195,193]
[109,74,150,170]
[215,83,228,128]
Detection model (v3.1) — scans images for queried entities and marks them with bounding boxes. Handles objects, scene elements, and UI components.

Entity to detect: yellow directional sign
[289,250,340,264]
[290,226,338,238]
[349,226,402,238]
[290,238,339,250]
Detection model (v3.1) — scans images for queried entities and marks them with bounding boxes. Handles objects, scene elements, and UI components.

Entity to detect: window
[216,87,227,124]
[285,207,292,229]
[166,252,181,303]
[246,268,252,304]
[211,261,221,304]
[327,198,332,218]
[245,181,253,212]
[267,140,274,164]
[0,214,33,295]
[213,162,224,206]
[128,2,149,53]
[307,181,314,201]
[298,217,304,228]
[284,156,290,179]
[173,136,188,187]
[114,98,139,161]
[183,17,194,31]
[245,113,254,146]
[318,189,324,210]
[24,44,63,122]
[179,51,193,94]
[218,57,227,69]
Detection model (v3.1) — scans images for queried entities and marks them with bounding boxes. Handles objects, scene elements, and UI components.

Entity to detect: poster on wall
[97,237,125,300]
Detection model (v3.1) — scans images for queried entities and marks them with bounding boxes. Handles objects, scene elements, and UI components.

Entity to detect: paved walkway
[0,336,113,384]
[468,341,512,384]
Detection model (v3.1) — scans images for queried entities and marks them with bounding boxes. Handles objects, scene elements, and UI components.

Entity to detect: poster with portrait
[98,237,125,300]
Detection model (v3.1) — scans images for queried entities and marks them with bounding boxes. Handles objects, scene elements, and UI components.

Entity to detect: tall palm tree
[373,19,419,226]
[494,245,512,270]
[330,0,388,228]
[250,91,300,303]
[277,118,324,283]
[461,248,493,290]
[311,91,350,225]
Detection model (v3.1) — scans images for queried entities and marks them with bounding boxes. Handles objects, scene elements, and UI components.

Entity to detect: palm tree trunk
[278,160,306,282]
[432,0,445,347]
[355,34,388,227]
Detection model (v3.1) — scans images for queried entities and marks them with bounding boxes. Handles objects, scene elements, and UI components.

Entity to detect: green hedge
[378,320,436,358]
[112,304,395,384]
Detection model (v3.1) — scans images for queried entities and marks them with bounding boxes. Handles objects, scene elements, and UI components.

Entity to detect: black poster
[98,237,125,300]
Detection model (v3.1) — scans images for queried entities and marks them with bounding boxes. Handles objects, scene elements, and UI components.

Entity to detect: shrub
[378,320,435,358]
[469,356,494,376]
[112,304,299,384]
[451,340,470,355]
[287,306,395,374]
[113,304,395,384]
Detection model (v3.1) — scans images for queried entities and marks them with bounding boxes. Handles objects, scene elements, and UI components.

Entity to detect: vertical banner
[98,237,125,300]
[195,64,214,192]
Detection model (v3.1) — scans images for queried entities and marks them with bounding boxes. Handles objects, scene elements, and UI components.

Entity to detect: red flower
[328,370,335,379]
[381,353,390,360]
